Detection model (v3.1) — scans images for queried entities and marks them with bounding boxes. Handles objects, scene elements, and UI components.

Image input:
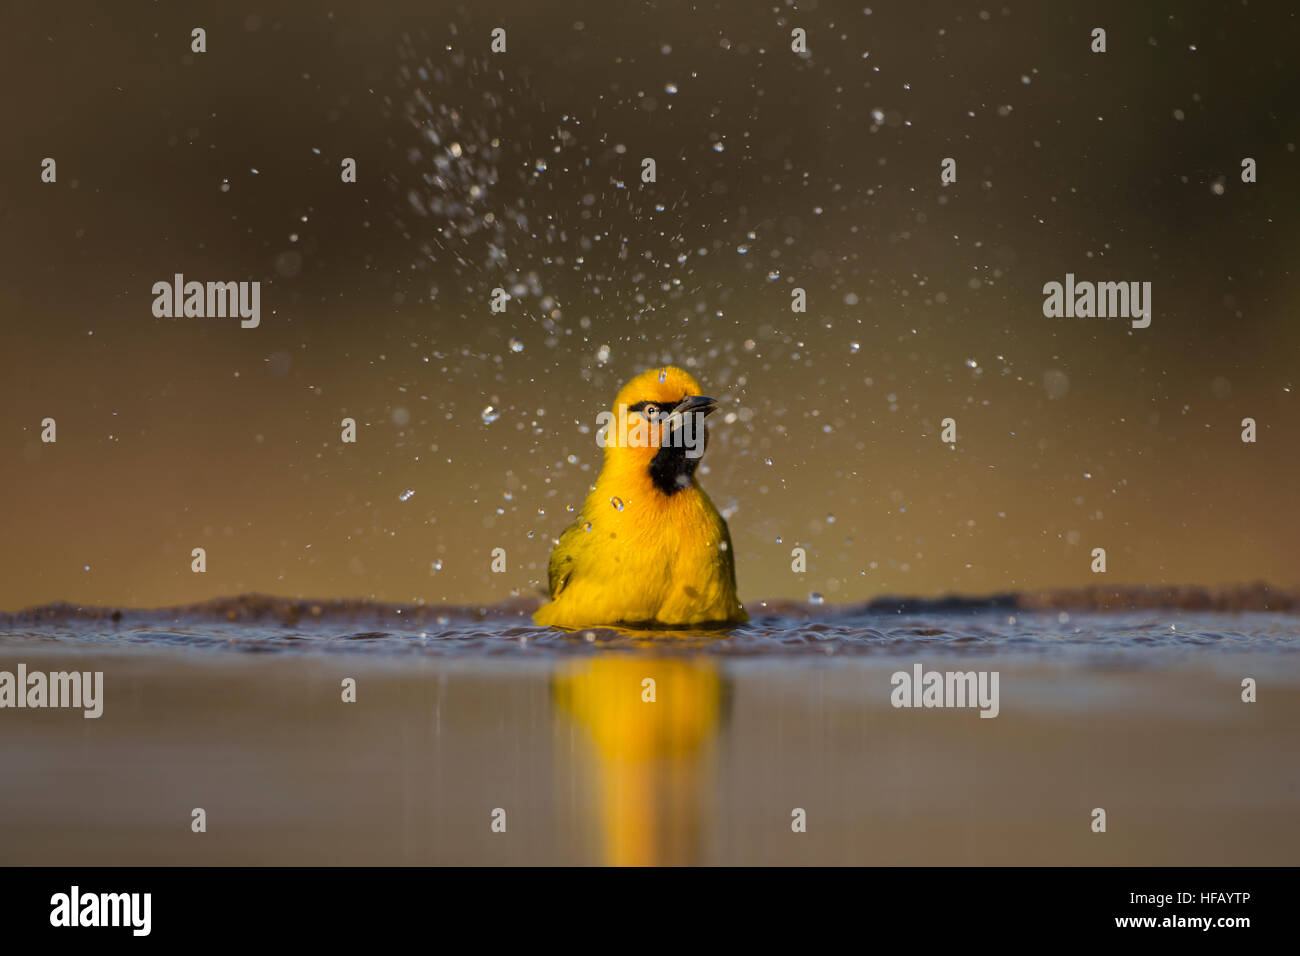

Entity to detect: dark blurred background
[2,0,1297,610]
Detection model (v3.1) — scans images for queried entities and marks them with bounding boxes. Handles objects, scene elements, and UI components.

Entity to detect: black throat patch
[649,442,700,496]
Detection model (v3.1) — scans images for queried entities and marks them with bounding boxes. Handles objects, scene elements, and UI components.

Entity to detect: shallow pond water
[2,602,1297,865]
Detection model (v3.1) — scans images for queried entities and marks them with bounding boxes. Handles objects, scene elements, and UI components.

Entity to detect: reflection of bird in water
[553,656,728,866]
[535,366,747,628]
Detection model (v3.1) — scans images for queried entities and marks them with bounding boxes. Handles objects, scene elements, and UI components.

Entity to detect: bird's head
[602,366,719,495]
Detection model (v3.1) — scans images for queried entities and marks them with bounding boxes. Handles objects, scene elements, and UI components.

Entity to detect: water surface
[2,600,1297,865]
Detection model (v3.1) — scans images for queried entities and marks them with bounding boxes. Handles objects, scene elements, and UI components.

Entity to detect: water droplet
[665,82,678,94]
[809,592,825,605]
[431,560,443,572]
[219,179,230,193]
[610,496,625,511]
[826,514,836,524]
[399,488,415,502]
[764,457,773,466]
[534,158,548,172]
[582,522,592,532]
[481,405,500,424]
[83,565,91,572]
[658,368,667,382]
[508,337,524,353]
[712,141,725,152]
[850,342,861,353]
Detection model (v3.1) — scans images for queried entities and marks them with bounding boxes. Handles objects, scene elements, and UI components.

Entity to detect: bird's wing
[720,517,740,591]
[547,520,585,598]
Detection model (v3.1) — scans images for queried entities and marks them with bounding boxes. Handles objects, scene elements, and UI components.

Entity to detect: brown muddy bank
[6,580,1297,628]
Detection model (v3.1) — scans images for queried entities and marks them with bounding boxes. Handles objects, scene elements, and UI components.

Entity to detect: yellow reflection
[553,656,725,866]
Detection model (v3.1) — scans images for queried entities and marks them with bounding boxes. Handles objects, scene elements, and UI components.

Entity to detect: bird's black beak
[673,395,718,418]
[658,395,717,438]
[659,395,716,460]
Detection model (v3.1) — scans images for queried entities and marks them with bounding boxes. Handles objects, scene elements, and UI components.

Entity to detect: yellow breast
[534,457,745,628]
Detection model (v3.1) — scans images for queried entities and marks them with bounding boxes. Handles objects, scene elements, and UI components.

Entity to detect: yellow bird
[534,366,747,628]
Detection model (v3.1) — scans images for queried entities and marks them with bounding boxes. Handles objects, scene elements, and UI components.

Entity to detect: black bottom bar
[0,866,1286,942]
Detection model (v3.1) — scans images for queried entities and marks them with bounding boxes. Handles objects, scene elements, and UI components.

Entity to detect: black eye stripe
[626,398,684,416]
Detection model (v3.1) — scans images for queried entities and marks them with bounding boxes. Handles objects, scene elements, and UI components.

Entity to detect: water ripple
[1,603,1297,662]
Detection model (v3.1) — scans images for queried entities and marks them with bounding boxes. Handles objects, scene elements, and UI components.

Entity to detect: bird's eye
[643,404,659,418]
